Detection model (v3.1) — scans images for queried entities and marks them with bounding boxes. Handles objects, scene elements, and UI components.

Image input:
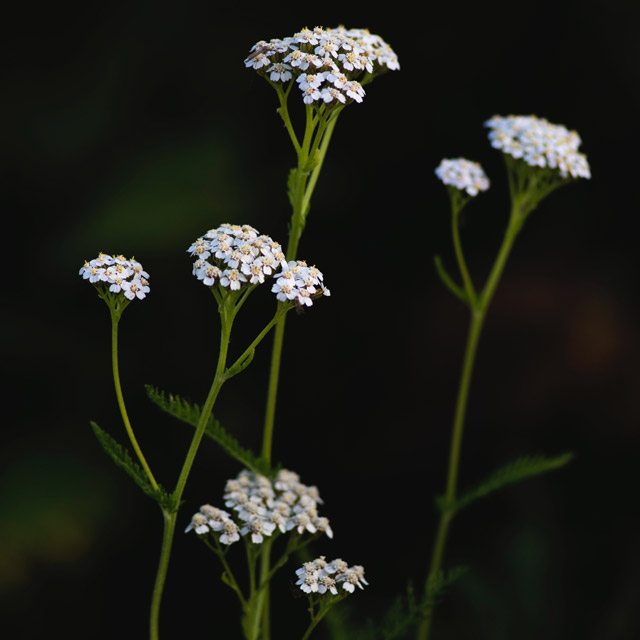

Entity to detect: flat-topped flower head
[245,26,399,107]
[435,158,490,197]
[79,253,150,301]
[485,114,591,180]
[294,557,368,596]
[186,468,332,547]
[188,223,286,293]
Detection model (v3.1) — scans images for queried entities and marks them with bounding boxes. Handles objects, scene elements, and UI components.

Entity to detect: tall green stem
[148,300,234,640]
[261,108,340,464]
[258,100,340,640]
[417,207,522,640]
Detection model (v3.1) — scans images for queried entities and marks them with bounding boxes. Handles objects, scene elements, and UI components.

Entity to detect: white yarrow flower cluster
[185,468,333,545]
[188,223,287,291]
[245,26,399,106]
[435,158,490,196]
[79,253,150,300]
[485,114,591,179]
[271,260,330,307]
[295,557,368,595]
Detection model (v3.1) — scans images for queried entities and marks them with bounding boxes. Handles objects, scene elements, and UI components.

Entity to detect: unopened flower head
[186,468,332,546]
[485,114,591,180]
[245,26,399,107]
[79,253,150,300]
[435,158,490,197]
[295,557,368,596]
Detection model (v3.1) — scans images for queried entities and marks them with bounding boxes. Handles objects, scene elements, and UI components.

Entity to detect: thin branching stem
[417,203,523,640]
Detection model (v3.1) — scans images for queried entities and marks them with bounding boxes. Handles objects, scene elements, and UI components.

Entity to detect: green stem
[451,208,477,306]
[275,83,300,154]
[261,108,341,464]
[110,313,159,491]
[205,538,248,608]
[254,538,273,640]
[300,600,337,640]
[301,112,340,220]
[149,510,176,640]
[261,314,287,463]
[258,100,342,640]
[417,206,523,640]
[148,302,234,640]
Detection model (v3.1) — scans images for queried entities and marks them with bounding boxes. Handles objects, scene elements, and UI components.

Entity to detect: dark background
[3,1,640,638]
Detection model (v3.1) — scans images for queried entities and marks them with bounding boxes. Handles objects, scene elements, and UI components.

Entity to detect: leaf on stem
[145,385,276,476]
[89,421,178,512]
[433,255,468,304]
[344,569,467,640]
[225,348,255,379]
[451,452,574,512]
[287,168,298,208]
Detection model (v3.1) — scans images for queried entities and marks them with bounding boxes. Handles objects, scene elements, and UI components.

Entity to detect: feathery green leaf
[452,452,573,512]
[145,385,275,476]
[89,421,178,512]
[343,567,467,640]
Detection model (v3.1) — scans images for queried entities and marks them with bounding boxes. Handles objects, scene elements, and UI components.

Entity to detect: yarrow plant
[79,21,588,639]
[416,115,590,639]
[80,24,397,640]
[80,223,331,640]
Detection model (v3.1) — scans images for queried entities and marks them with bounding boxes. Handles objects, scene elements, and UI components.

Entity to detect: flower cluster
[188,223,329,306]
[245,26,399,106]
[185,468,333,545]
[272,260,330,307]
[295,557,368,595]
[188,223,287,291]
[485,114,591,179]
[435,158,490,196]
[79,253,150,300]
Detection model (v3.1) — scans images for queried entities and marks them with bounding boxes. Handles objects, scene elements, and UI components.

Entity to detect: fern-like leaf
[451,452,573,512]
[145,385,274,477]
[348,568,467,640]
[89,421,178,512]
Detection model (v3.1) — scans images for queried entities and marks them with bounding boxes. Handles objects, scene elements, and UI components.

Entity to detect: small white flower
[296,73,324,90]
[220,268,247,291]
[240,518,276,544]
[185,513,210,535]
[268,62,292,82]
[217,519,241,545]
[320,87,347,104]
[344,81,365,103]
